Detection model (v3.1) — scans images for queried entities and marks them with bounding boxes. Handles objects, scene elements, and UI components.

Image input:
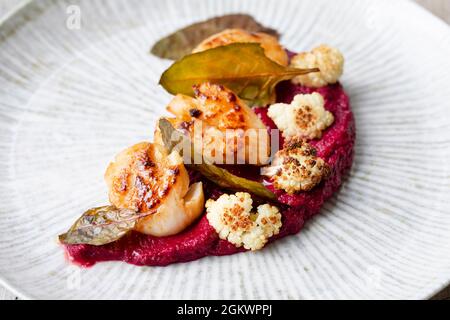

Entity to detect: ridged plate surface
[0,0,449,300]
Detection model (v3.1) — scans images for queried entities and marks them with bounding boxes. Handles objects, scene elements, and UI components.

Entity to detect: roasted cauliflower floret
[206,192,282,251]
[290,45,344,88]
[193,28,288,66]
[105,142,204,237]
[268,93,334,140]
[157,83,271,165]
[261,139,330,194]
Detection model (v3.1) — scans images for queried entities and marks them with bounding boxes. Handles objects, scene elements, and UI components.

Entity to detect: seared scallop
[105,142,204,237]
[192,28,289,66]
[157,83,271,165]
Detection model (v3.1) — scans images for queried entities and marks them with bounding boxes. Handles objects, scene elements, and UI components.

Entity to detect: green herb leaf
[59,206,154,246]
[159,43,318,106]
[151,14,279,60]
[189,163,277,201]
[158,118,276,201]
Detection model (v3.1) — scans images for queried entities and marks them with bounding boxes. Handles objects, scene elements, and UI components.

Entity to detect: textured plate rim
[401,0,450,301]
[0,0,31,26]
[0,0,34,300]
[0,0,449,300]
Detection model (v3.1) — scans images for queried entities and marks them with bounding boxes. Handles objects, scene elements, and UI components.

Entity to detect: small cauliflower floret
[290,44,344,88]
[193,28,288,66]
[206,192,282,251]
[267,93,334,140]
[261,139,330,194]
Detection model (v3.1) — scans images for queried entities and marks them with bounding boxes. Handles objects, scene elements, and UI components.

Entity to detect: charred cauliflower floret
[261,139,330,194]
[268,93,334,140]
[206,192,282,251]
[193,28,289,66]
[290,45,344,88]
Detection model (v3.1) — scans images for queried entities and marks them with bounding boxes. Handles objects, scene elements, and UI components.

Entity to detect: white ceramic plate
[0,0,449,300]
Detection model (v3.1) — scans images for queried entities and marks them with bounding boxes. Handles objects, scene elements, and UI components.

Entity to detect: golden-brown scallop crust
[160,83,271,165]
[193,28,289,66]
[104,142,189,213]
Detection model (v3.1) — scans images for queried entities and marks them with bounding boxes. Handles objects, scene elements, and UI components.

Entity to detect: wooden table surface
[0,0,449,300]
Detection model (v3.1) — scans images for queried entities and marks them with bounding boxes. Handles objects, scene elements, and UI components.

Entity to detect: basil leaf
[158,118,276,201]
[159,43,318,106]
[59,206,154,246]
[151,14,279,60]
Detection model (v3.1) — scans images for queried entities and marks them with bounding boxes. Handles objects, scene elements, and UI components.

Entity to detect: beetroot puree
[65,82,355,267]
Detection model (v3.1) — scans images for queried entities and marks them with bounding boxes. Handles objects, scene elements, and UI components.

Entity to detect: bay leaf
[159,43,318,106]
[158,118,276,201]
[59,206,154,246]
[189,163,277,201]
[151,14,279,60]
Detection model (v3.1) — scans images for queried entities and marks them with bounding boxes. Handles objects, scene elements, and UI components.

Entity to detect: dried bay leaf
[59,206,155,246]
[151,14,280,60]
[159,43,318,106]
[189,163,277,201]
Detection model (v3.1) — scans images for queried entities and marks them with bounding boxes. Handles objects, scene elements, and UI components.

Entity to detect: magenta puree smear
[65,81,355,267]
